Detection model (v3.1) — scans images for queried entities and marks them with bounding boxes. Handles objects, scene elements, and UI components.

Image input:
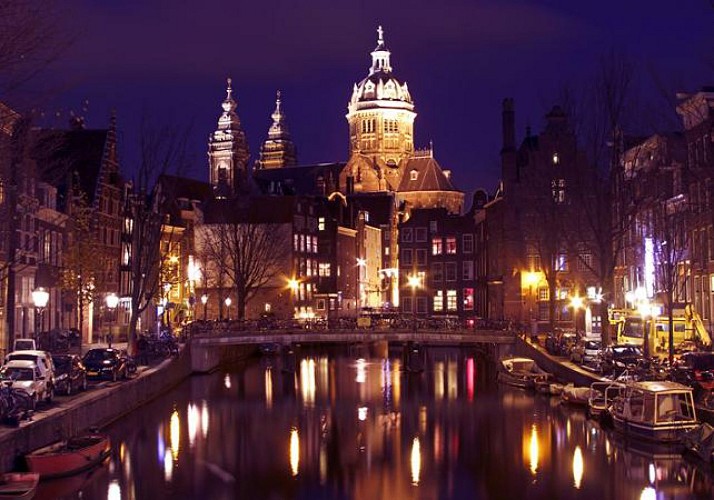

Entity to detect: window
[415,227,427,242]
[432,238,443,255]
[402,296,413,313]
[552,152,559,165]
[401,248,413,266]
[463,288,474,310]
[433,291,444,312]
[446,290,457,311]
[555,252,568,271]
[410,170,418,181]
[416,249,427,266]
[445,262,457,282]
[462,234,474,254]
[552,178,566,204]
[318,217,325,231]
[319,262,331,277]
[312,236,318,253]
[432,263,443,283]
[416,297,428,314]
[402,227,413,242]
[462,261,474,281]
[429,220,437,233]
[446,237,457,254]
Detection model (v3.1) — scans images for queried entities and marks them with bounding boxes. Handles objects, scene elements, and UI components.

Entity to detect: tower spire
[370,25,391,74]
[255,90,297,170]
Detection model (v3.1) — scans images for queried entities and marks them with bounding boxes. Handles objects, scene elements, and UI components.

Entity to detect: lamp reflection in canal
[573,446,584,489]
[466,358,474,402]
[356,358,366,383]
[648,463,655,484]
[170,409,180,461]
[265,366,273,409]
[290,427,300,477]
[224,374,231,389]
[201,400,209,438]
[358,406,368,421]
[300,358,316,406]
[164,449,173,482]
[187,403,199,448]
[447,361,457,400]
[411,436,421,486]
[528,424,539,475]
[107,480,122,500]
[640,486,656,500]
[434,361,444,400]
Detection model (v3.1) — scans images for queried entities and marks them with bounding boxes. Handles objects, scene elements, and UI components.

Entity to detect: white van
[13,339,36,351]
[4,350,55,395]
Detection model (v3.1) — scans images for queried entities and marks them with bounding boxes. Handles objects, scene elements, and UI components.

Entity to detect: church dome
[348,27,414,113]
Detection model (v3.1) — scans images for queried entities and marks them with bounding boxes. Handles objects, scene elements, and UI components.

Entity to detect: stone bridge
[189,327,516,372]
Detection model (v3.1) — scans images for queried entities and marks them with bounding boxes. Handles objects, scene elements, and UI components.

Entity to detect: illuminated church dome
[348,26,414,112]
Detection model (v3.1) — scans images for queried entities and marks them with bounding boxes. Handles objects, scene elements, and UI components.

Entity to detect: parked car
[4,350,56,390]
[51,354,88,395]
[671,352,714,393]
[601,344,643,374]
[82,348,127,381]
[0,359,53,408]
[570,338,602,364]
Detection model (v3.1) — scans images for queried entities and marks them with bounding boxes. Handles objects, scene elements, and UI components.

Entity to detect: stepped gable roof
[32,127,113,209]
[253,162,345,195]
[397,156,458,192]
[202,195,296,225]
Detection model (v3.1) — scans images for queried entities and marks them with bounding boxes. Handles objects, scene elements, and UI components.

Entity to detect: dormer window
[410,169,418,181]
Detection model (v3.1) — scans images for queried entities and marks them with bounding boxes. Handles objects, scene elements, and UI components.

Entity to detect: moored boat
[587,381,626,420]
[25,433,110,479]
[609,381,699,444]
[0,473,39,500]
[498,357,550,389]
[560,384,592,407]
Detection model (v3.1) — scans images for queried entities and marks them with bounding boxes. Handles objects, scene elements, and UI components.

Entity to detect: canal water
[36,345,714,499]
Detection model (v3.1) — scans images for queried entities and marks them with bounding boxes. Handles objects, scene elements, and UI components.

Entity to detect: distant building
[254,91,297,170]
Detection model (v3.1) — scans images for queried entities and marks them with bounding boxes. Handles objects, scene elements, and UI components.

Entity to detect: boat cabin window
[656,393,695,422]
[626,390,645,421]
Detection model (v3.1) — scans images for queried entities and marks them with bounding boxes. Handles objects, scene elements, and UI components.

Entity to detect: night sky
[23,0,714,194]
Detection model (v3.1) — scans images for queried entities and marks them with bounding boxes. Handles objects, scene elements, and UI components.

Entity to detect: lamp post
[407,274,422,334]
[288,278,299,318]
[570,296,584,336]
[201,293,208,320]
[32,287,50,339]
[523,271,540,337]
[105,293,119,348]
[225,296,232,321]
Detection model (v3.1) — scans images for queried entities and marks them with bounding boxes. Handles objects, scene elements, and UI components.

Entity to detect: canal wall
[514,338,604,386]
[0,347,193,473]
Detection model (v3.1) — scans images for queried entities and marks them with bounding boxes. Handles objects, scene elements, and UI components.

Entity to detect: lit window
[446,290,457,311]
[410,170,418,181]
[446,237,457,254]
[319,263,331,277]
[432,238,443,255]
[463,288,474,310]
[318,217,325,231]
[552,152,559,165]
[433,291,444,312]
[551,178,566,204]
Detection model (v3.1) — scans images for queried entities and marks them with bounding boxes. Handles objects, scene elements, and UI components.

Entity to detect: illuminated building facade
[255,91,297,170]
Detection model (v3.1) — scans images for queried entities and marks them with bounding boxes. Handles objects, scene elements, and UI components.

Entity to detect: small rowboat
[0,472,39,500]
[26,433,110,479]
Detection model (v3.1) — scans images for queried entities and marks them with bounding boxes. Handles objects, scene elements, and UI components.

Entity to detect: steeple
[208,77,250,198]
[370,25,392,74]
[255,90,297,170]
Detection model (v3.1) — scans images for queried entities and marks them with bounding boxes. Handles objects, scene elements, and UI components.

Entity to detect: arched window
[410,169,418,181]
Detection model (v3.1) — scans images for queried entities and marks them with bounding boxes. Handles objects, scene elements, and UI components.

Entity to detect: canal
[36,345,714,499]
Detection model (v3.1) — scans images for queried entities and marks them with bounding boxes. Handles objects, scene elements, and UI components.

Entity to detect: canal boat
[587,381,626,420]
[560,384,592,407]
[497,357,550,389]
[25,433,110,479]
[0,473,39,500]
[609,381,699,443]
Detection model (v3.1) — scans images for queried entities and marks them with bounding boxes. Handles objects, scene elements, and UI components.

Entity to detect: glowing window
[552,152,559,165]
[410,170,418,181]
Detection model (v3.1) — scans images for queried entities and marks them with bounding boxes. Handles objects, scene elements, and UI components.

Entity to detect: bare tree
[198,218,291,320]
[125,120,191,353]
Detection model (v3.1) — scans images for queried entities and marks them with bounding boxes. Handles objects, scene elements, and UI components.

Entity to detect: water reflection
[56,345,714,500]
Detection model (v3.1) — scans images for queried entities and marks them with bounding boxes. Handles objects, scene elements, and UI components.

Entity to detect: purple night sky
[21,0,714,194]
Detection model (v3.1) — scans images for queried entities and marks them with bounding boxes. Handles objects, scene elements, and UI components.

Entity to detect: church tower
[255,90,298,170]
[208,78,250,198]
[344,26,416,191]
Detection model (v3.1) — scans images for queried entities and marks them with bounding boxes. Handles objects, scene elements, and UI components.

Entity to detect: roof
[253,163,344,196]
[632,381,693,393]
[32,128,114,207]
[397,156,458,192]
[345,192,395,226]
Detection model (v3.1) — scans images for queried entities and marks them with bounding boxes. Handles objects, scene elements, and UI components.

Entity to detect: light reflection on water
[45,345,714,500]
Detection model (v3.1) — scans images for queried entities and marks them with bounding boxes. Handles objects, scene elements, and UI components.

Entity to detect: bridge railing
[185,317,519,339]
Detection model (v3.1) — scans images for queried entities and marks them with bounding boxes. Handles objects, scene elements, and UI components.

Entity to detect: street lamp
[201,293,208,321]
[407,274,422,333]
[570,295,584,335]
[288,278,300,318]
[225,296,232,321]
[105,293,119,347]
[32,287,50,338]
